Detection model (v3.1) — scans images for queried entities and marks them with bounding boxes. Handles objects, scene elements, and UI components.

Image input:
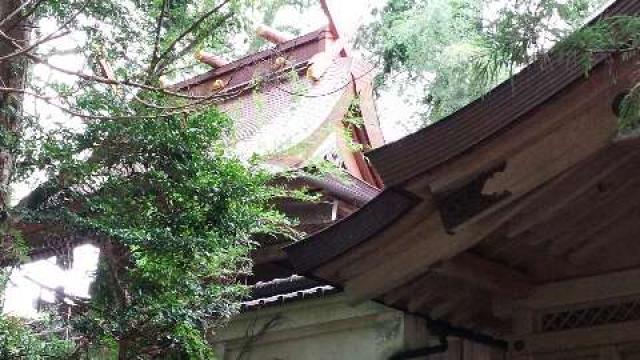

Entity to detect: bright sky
[4,0,415,317]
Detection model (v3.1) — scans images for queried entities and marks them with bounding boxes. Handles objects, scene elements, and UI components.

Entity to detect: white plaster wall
[213,294,412,360]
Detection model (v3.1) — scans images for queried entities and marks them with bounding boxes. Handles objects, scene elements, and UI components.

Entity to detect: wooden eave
[249,173,381,283]
[285,4,640,333]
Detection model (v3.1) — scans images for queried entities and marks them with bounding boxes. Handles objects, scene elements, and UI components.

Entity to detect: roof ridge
[171,26,334,91]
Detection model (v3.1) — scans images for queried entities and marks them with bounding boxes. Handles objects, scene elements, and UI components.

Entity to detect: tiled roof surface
[171,26,374,166]
[173,25,377,167]
[229,57,358,164]
[242,275,338,310]
[279,173,380,206]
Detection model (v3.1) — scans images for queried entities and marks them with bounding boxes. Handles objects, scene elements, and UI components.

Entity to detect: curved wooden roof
[284,0,640,334]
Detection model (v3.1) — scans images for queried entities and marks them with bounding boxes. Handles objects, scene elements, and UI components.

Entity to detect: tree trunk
[118,340,128,360]
[0,0,30,220]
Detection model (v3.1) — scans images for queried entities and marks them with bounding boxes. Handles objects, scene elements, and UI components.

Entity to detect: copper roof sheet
[286,189,419,273]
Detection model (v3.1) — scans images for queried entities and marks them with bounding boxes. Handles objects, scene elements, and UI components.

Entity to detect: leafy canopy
[1,0,308,358]
[359,0,609,124]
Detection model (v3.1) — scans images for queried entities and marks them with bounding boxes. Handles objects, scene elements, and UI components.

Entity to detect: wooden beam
[480,99,616,198]
[508,165,640,251]
[313,60,635,306]
[256,24,292,44]
[317,200,438,283]
[319,0,368,46]
[467,138,640,261]
[521,267,640,309]
[331,86,366,181]
[600,346,622,360]
[340,172,566,304]
[434,252,533,298]
[430,297,467,320]
[384,272,437,307]
[449,295,491,327]
[340,158,632,305]
[194,51,229,68]
[306,38,344,80]
[405,275,452,313]
[353,80,385,148]
[428,92,616,237]
[489,155,640,261]
[344,146,609,303]
[342,195,525,303]
[319,0,340,38]
[407,290,441,313]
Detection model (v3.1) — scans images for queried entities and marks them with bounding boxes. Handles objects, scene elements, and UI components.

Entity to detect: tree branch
[0,30,70,62]
[10,0,48,30]
[154,11,233,77]
[0,3,86,62]
[146,0,170,81]
[0,86,200,120]
[28,56,209,99]
[154,0,232,71]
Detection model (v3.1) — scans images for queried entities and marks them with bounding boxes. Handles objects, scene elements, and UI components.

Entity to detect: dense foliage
[359,0,610,124]
[0,0,306,358]
[558,15,640,133]
[0,316,73,358]
[32,108,287,358]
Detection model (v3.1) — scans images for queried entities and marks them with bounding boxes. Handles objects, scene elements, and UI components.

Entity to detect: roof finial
[256,24,293,45]
[194,51,229,68]
[319,0,339,39]
[318,0,370,50]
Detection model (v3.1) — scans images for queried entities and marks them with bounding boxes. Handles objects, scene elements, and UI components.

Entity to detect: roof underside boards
[284,0,640,333]
[365,0,640,188]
